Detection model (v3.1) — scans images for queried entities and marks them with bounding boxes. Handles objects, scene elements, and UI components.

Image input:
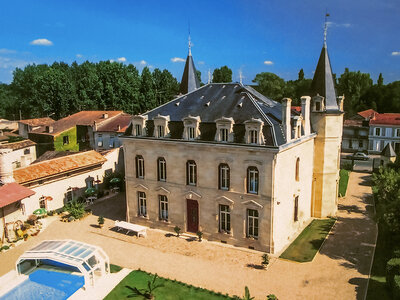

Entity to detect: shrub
[55,207,64,214]
[27,215,37,225]
[393,248,400,258]
[47,210,54,216]
[65,200,85,219]
[174,226,181,237]
[68,216,75,222]
[267,294,278,300]
[1,245,10,251]
[386,258,400,289]
[196,231,203,242]
[98,215,105,225]
[262,253,269,268]
[393,275,400,299]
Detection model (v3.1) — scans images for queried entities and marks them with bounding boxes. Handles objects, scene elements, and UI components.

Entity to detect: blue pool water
[0,269,84,300]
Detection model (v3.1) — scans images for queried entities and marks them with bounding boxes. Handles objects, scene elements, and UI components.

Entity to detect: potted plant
[196,231,203,242]
[23,233,29,241]
[261,253,269,269]
[98,215,105,228]
[174,226,181,237]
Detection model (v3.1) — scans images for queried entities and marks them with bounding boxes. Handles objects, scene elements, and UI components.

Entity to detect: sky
[0,0,399,84]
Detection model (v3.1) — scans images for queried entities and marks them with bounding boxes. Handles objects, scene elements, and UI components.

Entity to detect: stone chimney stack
[0,148,15,184]
[301,96,311,135]
[282,98,292,142]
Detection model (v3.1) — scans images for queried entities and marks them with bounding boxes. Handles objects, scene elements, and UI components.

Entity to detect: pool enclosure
[15,240,110,288]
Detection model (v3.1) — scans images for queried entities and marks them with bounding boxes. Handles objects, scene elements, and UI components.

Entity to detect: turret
[179,34,200,94]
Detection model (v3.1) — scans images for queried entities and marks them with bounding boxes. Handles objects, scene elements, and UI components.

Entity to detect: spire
[180,34,200,94]
[311,12,339,112]
[324,12,329,48]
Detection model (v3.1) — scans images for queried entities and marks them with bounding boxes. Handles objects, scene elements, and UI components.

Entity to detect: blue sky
[0,0,399,84]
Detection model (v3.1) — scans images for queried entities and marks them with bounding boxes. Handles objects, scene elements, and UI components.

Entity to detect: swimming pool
[0,269,84,300]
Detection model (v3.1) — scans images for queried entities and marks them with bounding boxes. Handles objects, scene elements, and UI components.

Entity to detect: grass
[279,218,336,262]
[110,264,123,273]
[366,226,392,300]
[104,270,234,300]
[339,169,350,197]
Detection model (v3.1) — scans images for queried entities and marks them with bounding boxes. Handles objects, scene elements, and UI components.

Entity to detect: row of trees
[0,61,399,121]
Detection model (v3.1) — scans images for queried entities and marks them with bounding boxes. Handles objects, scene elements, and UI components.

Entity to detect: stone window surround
[132,115,148,136]
[312,95,325,112]
[292,116,303,139]
[214,117,234,142]
[182,115,201,140]
[153,115,170,138]
[244,118,265,145]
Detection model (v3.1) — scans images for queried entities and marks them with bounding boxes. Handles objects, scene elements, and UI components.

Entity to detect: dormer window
[215,117,234,142]
[312,95,325,112]
[292,116,303,139]
[153,115,170,138]
[132,115,148,136]
[244,118,264,145]
[183,115,201,140]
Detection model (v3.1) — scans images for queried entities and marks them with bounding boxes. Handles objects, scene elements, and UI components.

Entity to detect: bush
[386,258,400,289]
[174,226,181,237]
[47,210,54,216]
[393,275,400,299]
[65,200,85,219]
[342,161,353,171]
[55,207,64,214]
[98,215,105,225]
[68,216,75,222]
[196,231,203,242]
[262,253,269,268]
[1,245,10,251]
[393,248,400,258]
[267,294,278,300]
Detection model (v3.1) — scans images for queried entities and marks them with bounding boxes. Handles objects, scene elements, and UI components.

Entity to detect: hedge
[394,275,400,299]
[386,258,400,289]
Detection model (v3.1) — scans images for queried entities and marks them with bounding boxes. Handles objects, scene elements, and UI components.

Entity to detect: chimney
[102,113,108,119]
[93,121,98,131]
[282,98,292,142]
[117,125,121,131]
[0,148,15,184]
[338,95,345,112]
[46,125,53,133]
[301,96,311,135]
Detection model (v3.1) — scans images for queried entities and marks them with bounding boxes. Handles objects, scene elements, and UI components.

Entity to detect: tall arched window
[135,155,145,179]
[295,158,300,181]
[157,157,166,181]
[218,163,230,190]
[247,166,259,194]
[186,160,197,186]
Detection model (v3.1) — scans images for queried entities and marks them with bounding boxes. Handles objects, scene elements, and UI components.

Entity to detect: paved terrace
[0,172,377,299]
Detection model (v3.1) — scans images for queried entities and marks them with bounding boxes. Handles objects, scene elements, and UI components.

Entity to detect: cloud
[0,48,16,54]
[171,57,185,63]
[264,60,274,65]
[109,59,115,63]
[392,51,400,56]
[139,60,147,65]
[76,54,83,58]
[117,57,127,62]
[326,22,352,28]
[198,61,205,65]
[0,56,31,69]
[30,38,53,46]
[148,65,154,69]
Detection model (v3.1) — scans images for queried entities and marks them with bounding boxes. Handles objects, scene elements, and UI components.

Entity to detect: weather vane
[324,11,330,47]
[188,22,192,56]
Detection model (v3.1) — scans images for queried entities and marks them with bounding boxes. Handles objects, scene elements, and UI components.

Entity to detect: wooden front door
[186,199,199,233]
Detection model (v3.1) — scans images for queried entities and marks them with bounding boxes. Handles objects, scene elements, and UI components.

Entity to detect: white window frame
[188,127,195,140]
[219,164,230,190]
[135,124,142,136]
[158,157,166,182]
[247,167,259,194]
[249,130,258,144]
[220,128,228,142]
[138,192,147,217]
[187,160,197,186]
[97,134,103,147]
[375,127,381,136]
[247,209,259,239]
[157,125,164,138]
[136,155,145,179]
[219,204,230,233]
[159,195,168,221]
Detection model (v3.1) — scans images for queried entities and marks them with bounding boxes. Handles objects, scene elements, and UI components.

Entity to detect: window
[188,127,195,140]
[63,136,69,145]
[375,128,381,136]
[97,134,103,147]
[109,135,115,148]
[186,160,197,186]
[39,197,47,209]
[219,205,230,233]
[219,163,230,190]
[138,192,147,217]
[136,155,145,178]
[295,158,300,181]
[315,101,321,111]
[358,140,363,148]
[396,129,400,137]
[220,128,228,142]
[157,125,165,138]
[159,195,168,221]
[294,196,299,222]
[157,157,166,181]
[249,130,258,144]
[247,167,259,194]
[24,149,30,155]
[135,124,142,136]
[247,209,259,239]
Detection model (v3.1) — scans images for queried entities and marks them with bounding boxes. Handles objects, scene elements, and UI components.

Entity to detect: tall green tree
[252,72,286,101]
[298,68,305,81]
[140,67,156,112]
[212,66,232,83]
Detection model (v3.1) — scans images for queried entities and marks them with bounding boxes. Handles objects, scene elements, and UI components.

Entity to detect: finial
[324,11,330,48]
[188,22,192,56]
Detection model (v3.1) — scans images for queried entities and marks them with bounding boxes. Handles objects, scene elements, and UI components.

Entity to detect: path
[0,172,377,299]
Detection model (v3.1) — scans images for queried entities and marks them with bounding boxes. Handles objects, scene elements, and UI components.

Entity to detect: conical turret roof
[180,52,200,94]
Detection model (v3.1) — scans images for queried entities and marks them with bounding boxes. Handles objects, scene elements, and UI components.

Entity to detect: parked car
[350,152,369,161]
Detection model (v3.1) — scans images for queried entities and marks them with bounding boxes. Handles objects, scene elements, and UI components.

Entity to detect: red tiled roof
[358,109,377,119]
[13,150,106,184]
[291,106,301,112]
[19,117,55,126]
[96,113,131,133]
[31,111,123,136]
[0,182,35,208]
[0,139,36,150]
[370,113,400,126]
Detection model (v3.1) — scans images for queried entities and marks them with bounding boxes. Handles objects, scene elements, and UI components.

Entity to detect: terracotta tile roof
[370,113,400,126]
[0,182,35,208]
[13,150,106,184]
[0,131,19,142]
[19,117,55,126]
[96,113,131,133]
[0,139,36,150]
[31,111,123,136]
[291,106,301,113]
[358,109,378,119]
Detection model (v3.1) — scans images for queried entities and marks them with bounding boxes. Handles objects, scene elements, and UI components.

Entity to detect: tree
[196,70,203,85]
[252,72,286,101]
[212,66,232,83]
[140,67,156,112]
[377,73,384,86]
[298,68,305,81]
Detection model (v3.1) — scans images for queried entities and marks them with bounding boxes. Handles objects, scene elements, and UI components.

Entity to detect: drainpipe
[1,207,6,244]
[270,154,277,254]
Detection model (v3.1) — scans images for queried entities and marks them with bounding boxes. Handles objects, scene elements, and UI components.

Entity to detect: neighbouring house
[0,119,18,132]
[369,113,400,153]
[93,113,131,151]
[18,117,55,139]
[122,38,343,253]
[0,139,37,169]
[341,109,376,153]
[28,111,123,156]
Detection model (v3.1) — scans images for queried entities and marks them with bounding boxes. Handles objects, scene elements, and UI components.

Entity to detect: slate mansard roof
[144,83,286,146]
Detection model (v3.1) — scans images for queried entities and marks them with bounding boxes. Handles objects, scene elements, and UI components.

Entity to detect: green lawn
[366,227,392,300]
[339,169,350,197]
[105,270,234,300]
[110,264,123,273]
[279,218,336,262]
